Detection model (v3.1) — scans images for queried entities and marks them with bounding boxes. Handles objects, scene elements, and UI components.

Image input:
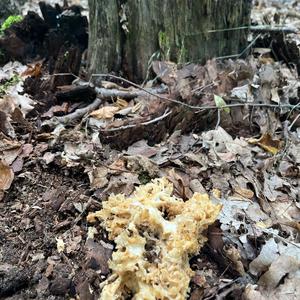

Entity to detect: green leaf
[214,94,230,114]
[0,15,23,35]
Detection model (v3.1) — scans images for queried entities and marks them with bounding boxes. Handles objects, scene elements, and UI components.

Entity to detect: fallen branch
[250,25,298,34]
[43,97,102,127]
[95,85,168,100]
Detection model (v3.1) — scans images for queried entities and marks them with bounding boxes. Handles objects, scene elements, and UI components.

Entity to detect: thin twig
[185,25,297,35]
[285,100,300,121]
[215,33,262,60]
[289,113,300,130]
[262,228,300,249]
[215,109,221,129]
[73,197,93,225]
[191,82,217,93]
[100,109,172,132]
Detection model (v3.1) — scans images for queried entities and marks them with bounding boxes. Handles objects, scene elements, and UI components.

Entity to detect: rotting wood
[88,0,252,82]
[44,85,168,127]
[56,85,97,104]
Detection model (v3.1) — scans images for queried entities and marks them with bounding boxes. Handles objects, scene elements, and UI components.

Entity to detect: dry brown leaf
[88,166,109,189]
[126,155,159,177]
[258,254,299,290]
[270,87,280,103]
[0,134,22,164]
[248,133,282,155]
[126,140,158,158]
[22,62,42,77]
[167,168,193,200]
[224,245,245,275]
[85,239,112,275]
[0,160,14,191]
[90,106,119,119]
[108,159,127,174]
[152,61,177,85]
[0,96,15,115]
[249,239,279,277]
[116,98,128,108]
[66,235,82,254]
[233,188,254,199]
[101,81,121,89]
[99,172,140,198]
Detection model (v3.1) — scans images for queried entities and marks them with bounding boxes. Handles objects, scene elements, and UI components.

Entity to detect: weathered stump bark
[88,0,252,82]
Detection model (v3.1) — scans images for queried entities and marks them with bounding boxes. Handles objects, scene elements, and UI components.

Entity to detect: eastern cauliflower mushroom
[87,177,221,300]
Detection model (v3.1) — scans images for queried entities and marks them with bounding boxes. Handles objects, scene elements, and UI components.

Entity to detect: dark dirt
[0,160,103,299]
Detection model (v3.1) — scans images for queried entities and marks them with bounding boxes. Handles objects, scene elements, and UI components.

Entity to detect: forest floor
[0,1,300,299]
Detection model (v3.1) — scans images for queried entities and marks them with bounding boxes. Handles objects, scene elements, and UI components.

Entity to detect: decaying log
[56,85,97,103]
[0,1,88,68]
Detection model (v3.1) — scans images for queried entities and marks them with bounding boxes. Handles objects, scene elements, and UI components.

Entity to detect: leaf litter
[0,0,300,299]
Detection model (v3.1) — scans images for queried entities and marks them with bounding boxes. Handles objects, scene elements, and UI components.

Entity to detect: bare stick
[43,98,102,127]
[215,109,221,129]
[289,113,300,130]
[95,85,168,99]
[100,109,172,132]
[250,25,298,34]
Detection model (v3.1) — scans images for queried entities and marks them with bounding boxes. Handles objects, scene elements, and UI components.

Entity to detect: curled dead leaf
[233,188,254,199]
[224,245,245,275]
[22,62,42,77]
[88,166,109,189]
[90,106,119,119]
[101,81,121,89]
[248,133,282,155]
[116,98,128,108]
[0,160,14,191]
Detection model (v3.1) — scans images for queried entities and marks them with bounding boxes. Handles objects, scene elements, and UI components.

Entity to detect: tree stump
[88,0,252,82]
